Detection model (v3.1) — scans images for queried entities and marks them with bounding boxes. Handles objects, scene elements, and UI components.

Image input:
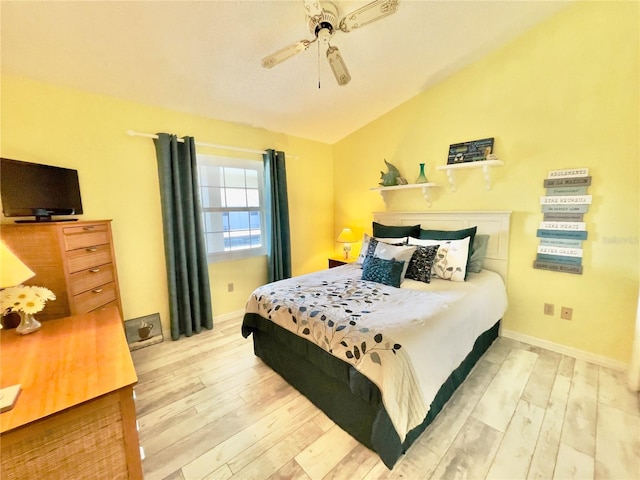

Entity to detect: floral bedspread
[245,264,508,443]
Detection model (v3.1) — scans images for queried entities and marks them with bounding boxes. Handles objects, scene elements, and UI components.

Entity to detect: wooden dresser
[0,220,122,322]
[0,307,142,479]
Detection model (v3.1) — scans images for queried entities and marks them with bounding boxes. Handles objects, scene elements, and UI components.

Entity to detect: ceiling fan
[261,0,400,86]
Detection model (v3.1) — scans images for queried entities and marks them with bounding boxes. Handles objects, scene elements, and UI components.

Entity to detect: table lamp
[0,240,35,412]
[1,241,35,289]
[336,228,357,260]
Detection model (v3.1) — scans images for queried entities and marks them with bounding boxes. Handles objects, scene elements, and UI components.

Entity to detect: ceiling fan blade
[303,0,324,20]
[261,40,312,68]
[339,0,399,32]
[326,46,351,86]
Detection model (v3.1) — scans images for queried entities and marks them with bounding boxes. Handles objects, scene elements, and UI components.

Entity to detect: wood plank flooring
[131,315,640,480]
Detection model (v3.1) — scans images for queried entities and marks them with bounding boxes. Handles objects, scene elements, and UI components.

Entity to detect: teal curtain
[154,133,213,340]
[263,149,292,282]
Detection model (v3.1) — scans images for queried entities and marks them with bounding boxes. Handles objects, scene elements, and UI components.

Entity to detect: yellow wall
[333,2,639,364]
[2,2,637,364]
[1,76,334,333]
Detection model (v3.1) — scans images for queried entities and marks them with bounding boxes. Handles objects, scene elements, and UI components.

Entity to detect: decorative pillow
[367,241,416,281]
[373,222,420,239]
[417,226,477,279]
[356,234,374,265]
[408,236,471,282]
[468,234,490,273]
[356,234,408,265]
[362,256,404,288]
[405,244,440,283]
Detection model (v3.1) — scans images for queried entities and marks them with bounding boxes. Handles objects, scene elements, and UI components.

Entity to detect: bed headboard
[373,211,511,281]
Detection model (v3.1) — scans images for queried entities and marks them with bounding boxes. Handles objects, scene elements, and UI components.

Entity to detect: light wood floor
[131,315,640,480]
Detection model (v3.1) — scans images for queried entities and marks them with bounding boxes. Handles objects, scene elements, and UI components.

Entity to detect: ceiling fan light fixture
[317,27,332,46]
[261,0,399,85]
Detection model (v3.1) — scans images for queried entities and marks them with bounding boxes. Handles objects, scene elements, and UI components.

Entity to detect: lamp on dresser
[0,240,35,412]
[0,241,35,289]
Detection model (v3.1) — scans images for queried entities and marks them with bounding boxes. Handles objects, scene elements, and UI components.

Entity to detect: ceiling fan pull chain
[317,39,321,89]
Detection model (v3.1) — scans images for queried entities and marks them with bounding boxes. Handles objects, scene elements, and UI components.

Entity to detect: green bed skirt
[242,314,500,469]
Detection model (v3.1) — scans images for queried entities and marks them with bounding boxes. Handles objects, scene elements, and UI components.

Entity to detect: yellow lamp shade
[0,241,35,288]
[336,228,357,243]
[336,228,357,260]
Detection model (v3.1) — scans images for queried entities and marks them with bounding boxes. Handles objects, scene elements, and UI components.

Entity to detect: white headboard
[373,211,511,281]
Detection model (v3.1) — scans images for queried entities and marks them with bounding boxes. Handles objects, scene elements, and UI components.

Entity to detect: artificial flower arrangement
[1,285,56,315]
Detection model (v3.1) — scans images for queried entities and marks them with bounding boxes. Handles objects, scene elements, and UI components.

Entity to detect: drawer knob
[92,288,103,294]
[89,268,101,273]
[86,247,98,252]
[83,226,95,231]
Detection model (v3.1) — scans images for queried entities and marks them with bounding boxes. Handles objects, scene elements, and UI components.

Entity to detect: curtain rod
[126,130,267,156]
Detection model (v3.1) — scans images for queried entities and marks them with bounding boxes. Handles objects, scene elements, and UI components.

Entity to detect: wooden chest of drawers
[0,220,122,322]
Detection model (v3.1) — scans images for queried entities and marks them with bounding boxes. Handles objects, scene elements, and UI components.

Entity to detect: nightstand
[328,257,356,268]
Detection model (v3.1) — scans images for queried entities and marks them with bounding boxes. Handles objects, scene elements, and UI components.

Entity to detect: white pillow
[408,236,471,282]
[356,234,408,265]
[366,241,416,281]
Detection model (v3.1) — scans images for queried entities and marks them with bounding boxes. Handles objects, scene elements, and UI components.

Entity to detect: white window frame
[197,154,266,263]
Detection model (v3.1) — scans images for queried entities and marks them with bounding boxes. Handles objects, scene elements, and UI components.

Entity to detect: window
[198,154,266,262]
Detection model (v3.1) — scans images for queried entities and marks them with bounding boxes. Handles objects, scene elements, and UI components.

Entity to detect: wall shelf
[436,159,504,192]
[370,183,439,207]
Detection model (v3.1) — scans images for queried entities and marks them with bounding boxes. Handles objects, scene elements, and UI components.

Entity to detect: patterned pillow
[361,255,405,288]
[405,244,440,283]
[367,240,416,281]
[418,226,477,279]
[408,236,471,282]
[356,234,408,265]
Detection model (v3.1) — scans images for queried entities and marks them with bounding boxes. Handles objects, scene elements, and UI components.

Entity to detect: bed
[242,211,511,468]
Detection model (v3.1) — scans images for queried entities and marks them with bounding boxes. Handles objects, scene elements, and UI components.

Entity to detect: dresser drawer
[90,299,120,314]
[63,224,110,251]
[66,244,113,273]
[73,282,118,315]
[69,264,116,296]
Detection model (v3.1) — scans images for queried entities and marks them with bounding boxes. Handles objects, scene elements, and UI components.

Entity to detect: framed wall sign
[447,137,494,165]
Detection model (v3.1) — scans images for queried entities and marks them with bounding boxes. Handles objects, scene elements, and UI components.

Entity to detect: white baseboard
[501,329,627,372]
[214,309,245,322]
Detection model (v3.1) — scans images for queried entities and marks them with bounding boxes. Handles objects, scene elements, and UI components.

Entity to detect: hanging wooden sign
[539,238,583,248]
[544,176,592,187]
[533,261,583,274]
[541,204,589,213]
[543,213,584,222]
[546,186,589,196]
[534,168,591,274]
[540,195,592,205]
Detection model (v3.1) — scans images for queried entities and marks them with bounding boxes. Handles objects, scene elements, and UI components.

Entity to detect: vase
[16,311,42,335]
[416,163,428,183]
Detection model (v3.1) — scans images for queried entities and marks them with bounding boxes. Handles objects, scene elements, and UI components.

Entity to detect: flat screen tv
[0,158,83,222]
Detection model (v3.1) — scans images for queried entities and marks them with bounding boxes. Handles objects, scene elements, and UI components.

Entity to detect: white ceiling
[1,0,569,144]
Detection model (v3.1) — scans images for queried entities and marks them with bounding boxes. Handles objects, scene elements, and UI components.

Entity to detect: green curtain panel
[263,149,292,282]
[154,133,213,340]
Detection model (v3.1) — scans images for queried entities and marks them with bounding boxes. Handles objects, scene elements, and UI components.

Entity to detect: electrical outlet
[227,282,234,293]
[544,303,554,315]
[561,306,573,320]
